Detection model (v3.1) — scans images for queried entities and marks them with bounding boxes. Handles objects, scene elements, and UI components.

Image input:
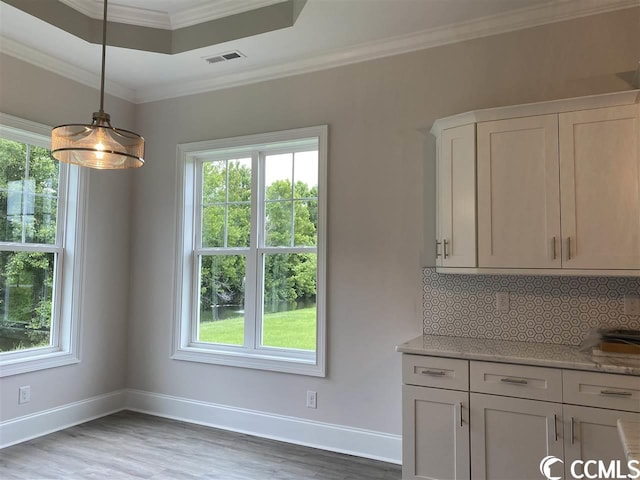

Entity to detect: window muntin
[201,158,252,248]
[0,114,85,377]
[175,126,326,376]
[264,151,318,248]
[0,141,60,245]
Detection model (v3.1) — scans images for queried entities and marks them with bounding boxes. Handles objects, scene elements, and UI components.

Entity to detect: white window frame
[0,113,87,377]
[173,126,327,376]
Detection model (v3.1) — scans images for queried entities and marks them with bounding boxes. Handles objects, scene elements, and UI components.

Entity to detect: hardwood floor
[0,411,401,479]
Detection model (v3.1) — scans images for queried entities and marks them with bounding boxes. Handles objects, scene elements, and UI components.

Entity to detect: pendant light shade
[52,112,144,169]
[51,0,144,169]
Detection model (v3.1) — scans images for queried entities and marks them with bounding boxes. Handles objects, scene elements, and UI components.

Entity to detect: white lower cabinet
[562,405,638,479]
[470,393,563,480]
[402,385,470,480]
[401,355,639,480]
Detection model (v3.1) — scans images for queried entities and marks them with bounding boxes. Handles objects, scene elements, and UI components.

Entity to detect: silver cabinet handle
[554,414,558,442]
[570,417,575,445]
[500,377,528,385]
[435,240,442,258]
[459,402,463,427]
[420,369,446,376]
[566,237,572,260]
[600,390,633,396]
[552,236,557,260]
[443,239,449,259]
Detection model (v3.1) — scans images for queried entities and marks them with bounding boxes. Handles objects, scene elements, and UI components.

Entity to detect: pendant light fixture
[51,0,144,169]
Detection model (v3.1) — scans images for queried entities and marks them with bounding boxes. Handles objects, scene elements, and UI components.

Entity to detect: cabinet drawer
[563,370,640,412]
[470,361,562,402]
[402,355,468,390]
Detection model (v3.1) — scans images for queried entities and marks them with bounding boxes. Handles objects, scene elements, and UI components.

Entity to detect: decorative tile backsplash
[423,268,640,346]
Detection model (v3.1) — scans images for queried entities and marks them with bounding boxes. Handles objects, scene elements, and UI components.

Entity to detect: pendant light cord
[99,0,108,114]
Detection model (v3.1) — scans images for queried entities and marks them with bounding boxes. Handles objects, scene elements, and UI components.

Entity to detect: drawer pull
[570,417,575,445]
[421,369,447,377]
[500,377,528,385]
[599,390,633,397]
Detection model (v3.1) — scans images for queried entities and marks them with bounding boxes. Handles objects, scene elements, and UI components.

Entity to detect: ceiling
[56,0,288,29]
[0,0,637,104]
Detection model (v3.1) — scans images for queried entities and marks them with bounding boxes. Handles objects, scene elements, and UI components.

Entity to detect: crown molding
[97,3,170,29]
[57,0,100,18]
[170,0,286,29]
[57,0,285,30]
[58,0,172,29]
[0,36,136,103]
[136,0,640,103]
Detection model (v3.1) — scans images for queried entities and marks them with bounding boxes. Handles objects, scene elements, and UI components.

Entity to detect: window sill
[171,345,325,377]
[0,348,80,377]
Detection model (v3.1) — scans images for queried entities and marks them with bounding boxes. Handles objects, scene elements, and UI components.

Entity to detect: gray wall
[128,8,640,435]
[0,53,134,422]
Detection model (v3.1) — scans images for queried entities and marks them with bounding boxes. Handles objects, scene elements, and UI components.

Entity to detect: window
[174,126,327,376]
[0,114,86,377]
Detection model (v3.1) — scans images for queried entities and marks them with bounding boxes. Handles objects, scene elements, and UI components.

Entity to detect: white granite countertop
[617,420,640,463]
[396,335,640,375]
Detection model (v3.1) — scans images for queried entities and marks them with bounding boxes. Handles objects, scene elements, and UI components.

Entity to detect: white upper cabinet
[477,115,560,268]
[559,104,640,269]
[431,89,640,275]
[437,124,476,268]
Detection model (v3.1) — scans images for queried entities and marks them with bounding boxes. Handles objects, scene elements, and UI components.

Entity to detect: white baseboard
[1,388,401,465]
[125,389,402,464]
[0,390,126,449]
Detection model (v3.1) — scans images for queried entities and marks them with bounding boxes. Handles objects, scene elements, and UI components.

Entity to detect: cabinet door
[470,393,563,480]
[563,405,638,479]
[437,124,476,267]
[559,104,640,269]
[477,115,561,268]
[403,385,470,480]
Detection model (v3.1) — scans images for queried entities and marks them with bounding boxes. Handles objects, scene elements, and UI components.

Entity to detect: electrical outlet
[18,385,30,404]
[496,292,510,313]
[624,296,640,316]
[306,390,317,409]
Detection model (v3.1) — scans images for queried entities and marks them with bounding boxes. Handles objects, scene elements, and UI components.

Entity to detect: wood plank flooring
[0,411,401,479]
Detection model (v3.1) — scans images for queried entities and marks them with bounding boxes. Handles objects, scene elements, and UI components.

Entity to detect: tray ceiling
[0,0,637,104]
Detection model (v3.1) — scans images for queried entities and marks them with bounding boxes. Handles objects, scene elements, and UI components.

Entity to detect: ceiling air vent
[203,50,245,64]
